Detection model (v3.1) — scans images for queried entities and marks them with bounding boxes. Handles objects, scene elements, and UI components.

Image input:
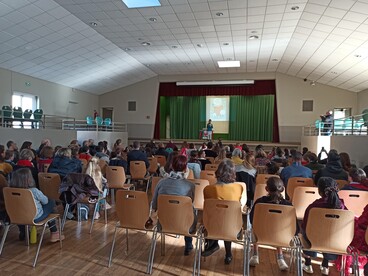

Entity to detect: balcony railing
[62,119,127,132]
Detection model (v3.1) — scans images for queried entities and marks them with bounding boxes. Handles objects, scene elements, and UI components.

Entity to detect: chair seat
[298,234,349,255]
[108,183,134,190]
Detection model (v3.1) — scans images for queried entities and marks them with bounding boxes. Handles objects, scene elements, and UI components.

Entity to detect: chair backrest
[286,177,314,201]
[336,179,349,190]
[203,199,243,241]
[204,163,218,171]
[205,157,215,164]
[2,106,12,117]
[38,173,61,201]
[13,107,23,118]
[256,174,280,185]
[33,109,43,120]
[292,187,320,220]
[187,169,194,179]
[253,183,285,202]
[98,159,108,176]
[96,116,103,126]
[42,163,51,173]
[86,116,94,125]
[151,176,162,195]
[156,155,166,166]
[157,195,194,236]
[23,109,33,119]
[253,203,297,247]
[255,166,268,174]
[306,208,354,254]
[338,190,368,217]
[188,179,209,210]
[148,157,158,174]
[104,118,112,126]
[116,190,150,229]
[233,182,247,210]
[3,187,37,225]
[200,170,217,185]
[130,161,147,179]
[106,166,127,189]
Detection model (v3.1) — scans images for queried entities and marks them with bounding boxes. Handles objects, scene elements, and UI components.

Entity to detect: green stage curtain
[229,95,274,141]
[160,96,205,139]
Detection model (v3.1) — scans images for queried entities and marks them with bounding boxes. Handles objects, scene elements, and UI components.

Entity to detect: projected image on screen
[206,96,229,133]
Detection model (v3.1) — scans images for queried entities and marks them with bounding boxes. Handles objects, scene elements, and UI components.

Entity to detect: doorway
[102,107,113,120]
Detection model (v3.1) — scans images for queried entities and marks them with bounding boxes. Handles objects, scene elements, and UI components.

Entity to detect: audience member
[48,148,82,178]
[204,141,218,158]
[214,149,227,164]
[339,152,353,173]
[314,149,349,184]
[7,140,19,163]
[4,150,15,168]
[78,146,92,162]
[127,141,149,174]
[303,152,324,171]
[197,150,211,170]
[187,151,201,179]
[109,148,128,173]
[341,168,368,191]
[160,152,179,177]
[254,147,269,166]
[155,143,169,159]
[0,145,13,177]
[13,149,39,187]
[38,146,54,172]
[266,161,279,175]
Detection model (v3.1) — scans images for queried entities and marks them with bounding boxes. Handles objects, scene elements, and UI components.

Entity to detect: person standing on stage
[207,119,214,140]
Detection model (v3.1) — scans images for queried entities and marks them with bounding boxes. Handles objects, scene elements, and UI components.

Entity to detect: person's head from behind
[133,141,140,150]
[198,150,205,158]
[232,148,242,158]
[57,148,72,159]
[266,161,279,175]
[255,147,267,158]
[11,168,35,188]
[217,148,227,160]
[215,159,236,184]
[7,140,17,150]
[190,150,198,161]
[207,141,213,149]
[20,141,32,151]
[0,145,5,161]
[164,151,179,173]
[266,177,285,203]
[242,144,249,153]
[172,155,187,173]
[302,147,309,155]
[79,145,89,154]
[349,167,366,183]
[292,151,302,163]
[304,152,318,164]
[317,177,341,209]
[19,149,35,161]
[339,152,351,171]
[5,150,14,161]
[40,146,54,159]
[327,149,340,163]
[244,154,255,168]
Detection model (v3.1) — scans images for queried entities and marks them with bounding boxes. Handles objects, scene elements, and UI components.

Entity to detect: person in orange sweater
[202,159,243,265]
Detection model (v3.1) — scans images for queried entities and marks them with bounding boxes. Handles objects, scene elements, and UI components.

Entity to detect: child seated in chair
[11,168,64,242]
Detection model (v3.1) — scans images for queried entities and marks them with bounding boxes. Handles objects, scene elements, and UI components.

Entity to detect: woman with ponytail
[249,177,292,271]
[302,177,347,275]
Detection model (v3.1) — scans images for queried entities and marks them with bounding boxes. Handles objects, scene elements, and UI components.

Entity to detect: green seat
[1,106,12,118]
[23,109,33,119]
[359,109,368,134]
[13,107,23,119]
[33,109,43,120]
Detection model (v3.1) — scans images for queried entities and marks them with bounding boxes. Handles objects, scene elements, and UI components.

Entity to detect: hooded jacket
[48,156,82,178]
[314,159,348,184]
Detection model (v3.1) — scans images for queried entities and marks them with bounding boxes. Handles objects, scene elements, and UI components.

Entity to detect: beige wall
[0,68,99,119]
[357,89,368,113]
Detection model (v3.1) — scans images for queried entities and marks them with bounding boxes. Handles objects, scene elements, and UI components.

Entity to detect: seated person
[13,149,39,188]
[197,150,211,170]
[341,168,368,191]
[150,155,196,255]
[109,148,128,174]
[127,141,149,174]
[187,151,201,179]
[48,148,82,179]
[0,145,13,177]
[202,159,243,265]
[38,146,54,172]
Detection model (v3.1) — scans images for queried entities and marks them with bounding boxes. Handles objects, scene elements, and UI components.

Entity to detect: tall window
[12,92,38,111]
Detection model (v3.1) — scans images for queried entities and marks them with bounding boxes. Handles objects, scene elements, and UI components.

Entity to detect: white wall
[0,68,99,119]
[99,72,358,143]
[77,131,128,151]
[357,89,368,113]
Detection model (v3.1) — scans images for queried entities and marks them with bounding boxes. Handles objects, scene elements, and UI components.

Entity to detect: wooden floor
[0,209,342,276]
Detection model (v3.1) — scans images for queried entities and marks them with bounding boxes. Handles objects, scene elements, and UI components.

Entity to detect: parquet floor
[0,208,344,276]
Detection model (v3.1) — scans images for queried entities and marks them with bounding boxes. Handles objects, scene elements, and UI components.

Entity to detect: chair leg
[197,234,203,276]
[244,233,251,276]
[0,224,10,255]
[110,189,115,205]
[108,225,118,267]
[61,203,69,231]
[192,236,199,276]
[146,229,158,274]
[77,203,81,223]
[58,217,63,249]
[161,234,165,256]
[104,200,108,225]
[125,229,129,255]
[33,224,47,268]
[89,203,99,234]
[26,225,30,246]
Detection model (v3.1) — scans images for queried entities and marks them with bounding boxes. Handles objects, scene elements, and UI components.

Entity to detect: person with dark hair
[127,141,149,174]
[302,177,346,275]
[95,144,109,162]
[198,150,211,170]
[160,151,179,177]
[341,168,368,191]
[187,150,201,179]
[242,144,250,154]
[79,145,92,162]
[13,149,39,187]
[280,151,312,190]
[339,152,352,173]
[151,155,196,256]
[165,140,176,150]
[204,141,218,158]
[0,145,13,176]
[255,147,269,166]
[284,148,290,158]
[202,159,243,265]
[7,140,19,164]
[155,142,169,159]
[314,149,349,185]
[4,150,15,168]
[266,161,279,175]
[302,147,309,155]
[109,148,128,173]
[304,152,324,171]
[272,147,286,163]
[249,177,293,271]
[38,146,54,172]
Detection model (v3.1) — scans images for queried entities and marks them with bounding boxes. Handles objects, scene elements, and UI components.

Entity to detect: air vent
[128,101,136,111]
[302,100,313,112]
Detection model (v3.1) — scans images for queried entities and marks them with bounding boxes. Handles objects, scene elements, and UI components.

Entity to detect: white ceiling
[1,0,368,95]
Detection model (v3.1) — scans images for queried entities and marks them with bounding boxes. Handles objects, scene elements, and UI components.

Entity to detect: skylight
[217,61,240,68]
[122,0,161,8]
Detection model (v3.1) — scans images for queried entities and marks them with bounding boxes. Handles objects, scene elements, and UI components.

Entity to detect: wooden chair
[147,195,198,274]
[148,157,158,175]
[300,208,355,273]
[255,166,268,174]
[129,161,151,192]
[292,187,320,220]
[204,163,218,171]
[338,190,368,217]
[253,183,286,202]
[42,163,51,173]
[200,170,217,185]
[155,155,166,167]
[108,190,152,267]
[196,199,245,275]
[106,166,133,205]
[38,173,61,202]
[286,177,314,201]
[256,174,279,185]
[0,187,62,267]
[336,179,349,190]
[234,182,248,212]
[150,176,162,196]
[188,179,209,210]
[205,157,215,164]
[251,203,302,275]
[187,169,194,179]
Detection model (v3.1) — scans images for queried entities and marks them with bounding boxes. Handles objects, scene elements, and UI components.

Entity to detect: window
[12,92,38,111]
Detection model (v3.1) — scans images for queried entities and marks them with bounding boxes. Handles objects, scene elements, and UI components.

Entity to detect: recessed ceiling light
[310,81,316,86]
[291,6,299,10]
[138,38,144,41]
[122,0,161,9]
[146,64,151,67]
[218,60,240,68]
[149,17,157,22]
[171,45,178,48]
[249,35,259,40]
[124,48,131,51]
[354,54,362,58]
[89,22,98,27]
[216,12,224,16]
[223,42,229,46]
[272,59,279,62]
[197,44,203,48]
[141,42,151,46]
[330,71,338,74]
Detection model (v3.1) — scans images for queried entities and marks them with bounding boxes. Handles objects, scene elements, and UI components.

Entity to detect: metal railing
[62,119,127,132]
[303,112,367,136]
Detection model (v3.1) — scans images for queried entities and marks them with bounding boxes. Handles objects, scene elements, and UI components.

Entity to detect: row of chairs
[86,116,111,127]
[1,106,43,120]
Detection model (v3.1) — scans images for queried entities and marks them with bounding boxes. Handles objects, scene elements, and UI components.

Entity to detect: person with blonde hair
[13,149,39,187]
[48,147,82,178]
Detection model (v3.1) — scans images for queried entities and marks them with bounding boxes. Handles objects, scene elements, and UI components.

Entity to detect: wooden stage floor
[0,208,342,276]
